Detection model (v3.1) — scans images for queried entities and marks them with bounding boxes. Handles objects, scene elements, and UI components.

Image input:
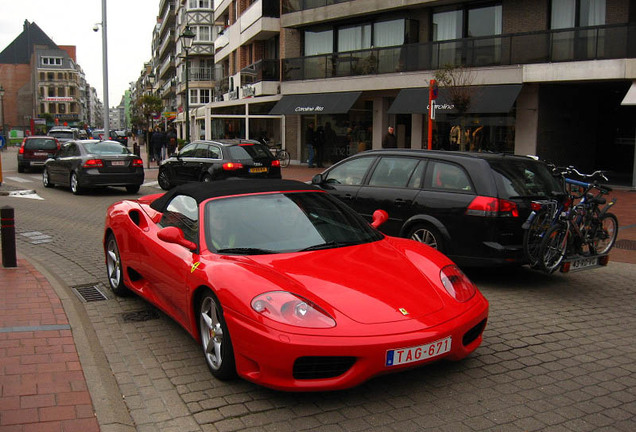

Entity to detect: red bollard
[1,206,17,267]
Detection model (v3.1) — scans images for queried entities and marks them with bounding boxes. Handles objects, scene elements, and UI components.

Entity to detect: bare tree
[434,65,477,151]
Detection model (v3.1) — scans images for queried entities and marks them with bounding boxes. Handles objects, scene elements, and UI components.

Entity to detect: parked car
[42,139,144,194]
[111,130,129,147]
[311,149,564,267]
[89,129,106,140]
[103,179,489,391]
[47,127,78,143]
[157,139,282,190]
[17,136,60,172]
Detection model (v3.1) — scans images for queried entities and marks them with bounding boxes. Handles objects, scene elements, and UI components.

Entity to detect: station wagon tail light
[440,265,476,302]
[466,196,519,217]
[271,159,281,168]
[223,162,243,171]
[132,158,143,167]
[251,291,336,328]
[83,159,104,168]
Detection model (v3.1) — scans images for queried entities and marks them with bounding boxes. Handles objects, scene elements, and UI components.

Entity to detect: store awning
[621,81,636,105]
[388,84,523,114]
[269,91,362,115]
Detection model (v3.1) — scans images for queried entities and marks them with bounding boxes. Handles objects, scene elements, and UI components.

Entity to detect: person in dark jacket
[150,127,166,163]
[305,122,316,168]
[382,126,397,148]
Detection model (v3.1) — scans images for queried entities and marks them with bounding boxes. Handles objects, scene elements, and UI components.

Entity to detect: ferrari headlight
[440,265,477,302]
[251,291,336,328]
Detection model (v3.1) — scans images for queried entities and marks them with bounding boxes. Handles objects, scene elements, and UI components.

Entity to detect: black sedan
[157,139,281,190]
[42,140,144,195]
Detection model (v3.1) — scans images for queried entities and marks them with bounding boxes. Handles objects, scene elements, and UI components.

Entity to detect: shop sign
[294,105,325,113]
[43,97,74,102]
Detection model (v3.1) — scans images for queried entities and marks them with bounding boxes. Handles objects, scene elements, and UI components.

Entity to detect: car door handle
[342,194,354,200]
[394,198,407,205]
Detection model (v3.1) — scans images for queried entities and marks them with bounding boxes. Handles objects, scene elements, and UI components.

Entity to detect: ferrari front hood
[250,240,447,325]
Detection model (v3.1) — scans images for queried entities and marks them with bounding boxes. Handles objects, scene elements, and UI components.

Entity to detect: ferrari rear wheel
[105,234,128,296]
[199,291,236,380]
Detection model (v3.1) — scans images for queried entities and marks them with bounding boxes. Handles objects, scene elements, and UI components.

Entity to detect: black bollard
[1,206,17,268]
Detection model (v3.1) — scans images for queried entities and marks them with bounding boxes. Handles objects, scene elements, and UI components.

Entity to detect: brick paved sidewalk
[0,259,100,432]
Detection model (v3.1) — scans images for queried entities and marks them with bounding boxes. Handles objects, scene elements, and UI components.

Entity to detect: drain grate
[615,239,636,251]
[121,309,161,323]
[72,284,108,302]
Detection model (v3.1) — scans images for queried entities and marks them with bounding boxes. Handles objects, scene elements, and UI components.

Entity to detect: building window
[200,89,210,104]
[190,89,198,104]
[374,19,406,47]
[338,24,372,52]
[551,0,605,28]
[59,104,66,114]
[188,0,210,8]
[41,57,63,66]
[305,28,334,56]
[196,25,212,41]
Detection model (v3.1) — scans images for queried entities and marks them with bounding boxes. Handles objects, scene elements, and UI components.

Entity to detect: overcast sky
[0,0,158,107]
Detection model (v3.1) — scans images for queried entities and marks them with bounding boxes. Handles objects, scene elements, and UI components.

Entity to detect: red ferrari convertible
[103,179,488,391]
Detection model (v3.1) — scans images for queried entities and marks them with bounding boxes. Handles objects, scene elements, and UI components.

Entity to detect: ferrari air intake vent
[293,356,356,380]
[463,318,487,346]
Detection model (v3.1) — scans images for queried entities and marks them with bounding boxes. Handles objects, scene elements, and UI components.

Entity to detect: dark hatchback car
[43,140,144,195]
[311,149,563,267]
[111,130,129,147]
[17,136,60,172]
[157,139,281,190]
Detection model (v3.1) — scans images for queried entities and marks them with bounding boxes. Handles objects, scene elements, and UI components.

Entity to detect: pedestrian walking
[166,127,177,156]
[150,127,166,164]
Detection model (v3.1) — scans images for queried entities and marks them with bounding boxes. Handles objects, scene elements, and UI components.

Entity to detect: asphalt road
[1,145,635,432]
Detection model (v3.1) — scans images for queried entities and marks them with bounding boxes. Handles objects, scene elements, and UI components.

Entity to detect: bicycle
[522,166,612,269]
[268,142,291,168]
[537,176,618,273]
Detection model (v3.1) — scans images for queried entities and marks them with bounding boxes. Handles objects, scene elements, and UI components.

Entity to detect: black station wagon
[312,149,563,267]
[158,139,282,190]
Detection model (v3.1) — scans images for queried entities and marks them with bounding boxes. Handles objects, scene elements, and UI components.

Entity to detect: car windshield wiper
[216,247,277,255]
[299,241,360,252]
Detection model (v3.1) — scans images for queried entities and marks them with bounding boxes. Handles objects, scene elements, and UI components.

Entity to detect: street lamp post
[0,85,5,147]
[180,26,195,144]
[94,0,109,137]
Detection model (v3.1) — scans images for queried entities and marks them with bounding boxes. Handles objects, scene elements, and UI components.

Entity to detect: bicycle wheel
[523,209,552,268]
[591,212,618,255]
[278,150,291,168]
[539,223,569,273]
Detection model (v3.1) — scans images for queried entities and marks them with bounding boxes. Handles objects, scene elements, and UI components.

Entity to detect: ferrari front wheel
[199,290,236,380]
[105,234,128,296]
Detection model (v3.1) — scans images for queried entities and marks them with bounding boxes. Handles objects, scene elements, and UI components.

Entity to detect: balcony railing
[240,59,280,86]
[283,23,636,81]
[282,0,349,14]
[182,67,214,82]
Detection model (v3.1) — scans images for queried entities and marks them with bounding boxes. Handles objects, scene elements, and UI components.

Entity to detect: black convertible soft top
[149,179,320,212]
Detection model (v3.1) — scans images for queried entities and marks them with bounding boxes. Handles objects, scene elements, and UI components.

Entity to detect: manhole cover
[72,284,108,302]
[615,239,636,250]
[121,309,160,322]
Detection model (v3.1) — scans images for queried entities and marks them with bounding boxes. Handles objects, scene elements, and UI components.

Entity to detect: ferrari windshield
[204,192,383,254]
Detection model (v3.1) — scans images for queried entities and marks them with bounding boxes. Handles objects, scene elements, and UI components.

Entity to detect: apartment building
[148,0,635,184]
[0,21,92,133]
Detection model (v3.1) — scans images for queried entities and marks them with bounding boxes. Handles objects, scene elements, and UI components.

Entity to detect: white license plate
[569,256,599,271]
[34,152,48,156]
[111,161,125,166]
[386,336,452,367]
[249,167,267,174]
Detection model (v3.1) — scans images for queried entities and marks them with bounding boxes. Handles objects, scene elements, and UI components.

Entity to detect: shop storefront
[270,91,373,165]
[388,84,522,152]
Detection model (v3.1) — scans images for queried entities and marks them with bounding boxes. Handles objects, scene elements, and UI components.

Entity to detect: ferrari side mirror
[157,226,197,251]
[371,209,388,228]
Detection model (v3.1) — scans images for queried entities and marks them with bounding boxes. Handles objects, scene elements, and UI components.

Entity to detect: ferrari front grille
[293,356,356,380]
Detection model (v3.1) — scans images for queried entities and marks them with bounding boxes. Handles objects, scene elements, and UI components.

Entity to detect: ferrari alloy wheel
[158,168,172,190]
[70,172,82,195]
[202,174,213,182]
[199,291,236,380]
[408,224,444,252]
[105,234,128,296]
[42,168,53,188]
